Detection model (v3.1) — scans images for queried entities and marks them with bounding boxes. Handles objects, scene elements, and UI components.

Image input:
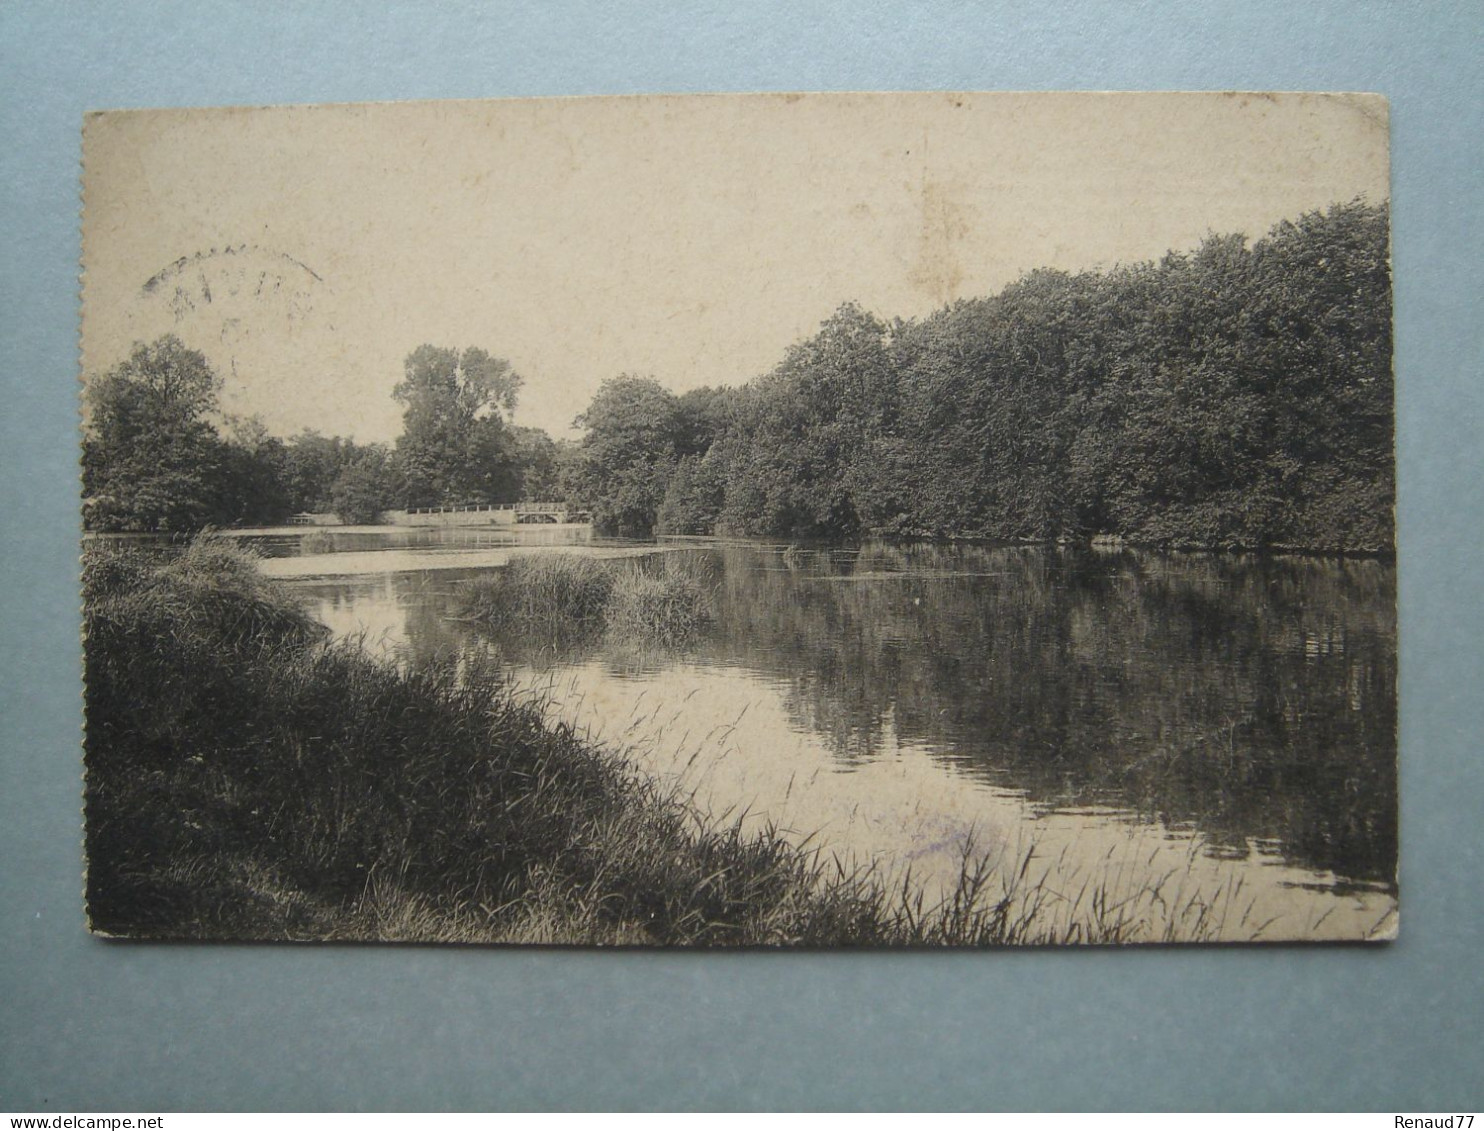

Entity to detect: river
[249,525,1398,943]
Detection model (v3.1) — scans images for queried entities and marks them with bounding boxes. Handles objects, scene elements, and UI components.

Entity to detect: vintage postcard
[80,92,1395,944]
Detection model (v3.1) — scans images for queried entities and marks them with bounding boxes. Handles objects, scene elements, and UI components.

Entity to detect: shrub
[299,530,337,555]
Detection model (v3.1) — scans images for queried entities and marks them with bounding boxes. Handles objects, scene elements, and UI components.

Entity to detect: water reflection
[694,544,1397,886]
[236,524,596,559]
[285,536,1397,941]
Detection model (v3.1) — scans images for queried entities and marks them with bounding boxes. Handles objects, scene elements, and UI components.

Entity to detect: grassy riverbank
[84,538,1232,945]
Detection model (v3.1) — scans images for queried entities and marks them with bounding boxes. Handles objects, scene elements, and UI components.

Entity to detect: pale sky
[81,92,1389,442]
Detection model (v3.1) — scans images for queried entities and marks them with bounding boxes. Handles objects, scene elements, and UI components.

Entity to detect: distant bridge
[512,501,592,525]
[395,501,591,527]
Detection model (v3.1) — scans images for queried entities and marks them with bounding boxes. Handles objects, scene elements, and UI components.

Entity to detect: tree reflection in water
[305,541,1396,897]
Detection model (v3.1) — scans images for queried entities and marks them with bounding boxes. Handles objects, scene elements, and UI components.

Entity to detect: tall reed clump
[603,559,712,646]
[83,537,1167,945]
[458,553,615,637]
[459,552,713,647]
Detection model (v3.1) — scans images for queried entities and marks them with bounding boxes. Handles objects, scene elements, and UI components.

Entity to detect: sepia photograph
[79,91,1395,946]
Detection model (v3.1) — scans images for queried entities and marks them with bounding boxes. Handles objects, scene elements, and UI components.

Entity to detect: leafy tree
[718,303,895,539]
[672,386,735,458]
[217,415,293,526]
[570,375,683,535]
[88,334,222,426]
[508,426,563,501]
[330,447,398,524]
[82,336,231,532]
[393,345,523,506]
[282,430,353,513]
[550,438,586,504]
[657,450,729,535]
[458,415,521,504]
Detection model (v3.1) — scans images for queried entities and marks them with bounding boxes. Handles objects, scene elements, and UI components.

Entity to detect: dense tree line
[86,200,1391,549]
[83,338,574,531]
[573,200,1393,551]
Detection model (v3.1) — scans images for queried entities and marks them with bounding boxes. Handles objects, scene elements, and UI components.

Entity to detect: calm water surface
[273,528,1397,942]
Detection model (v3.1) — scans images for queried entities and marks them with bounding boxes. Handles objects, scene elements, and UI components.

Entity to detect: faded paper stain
[909,180,971,307]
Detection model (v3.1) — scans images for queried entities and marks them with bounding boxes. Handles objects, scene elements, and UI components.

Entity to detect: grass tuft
[459,552,713,647]
[604,559,712,646]
[458,553,614,637]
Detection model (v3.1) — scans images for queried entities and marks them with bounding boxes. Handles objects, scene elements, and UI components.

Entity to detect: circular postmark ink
[138,244,331,384]
[141,244,326,341]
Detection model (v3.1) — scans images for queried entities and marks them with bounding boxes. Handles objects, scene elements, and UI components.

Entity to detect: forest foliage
[83,201,1391,551]
[82,339,575,531]
[575,200,1393,551]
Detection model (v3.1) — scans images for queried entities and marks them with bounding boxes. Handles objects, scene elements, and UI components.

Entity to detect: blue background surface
[2,0,1480,1112]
